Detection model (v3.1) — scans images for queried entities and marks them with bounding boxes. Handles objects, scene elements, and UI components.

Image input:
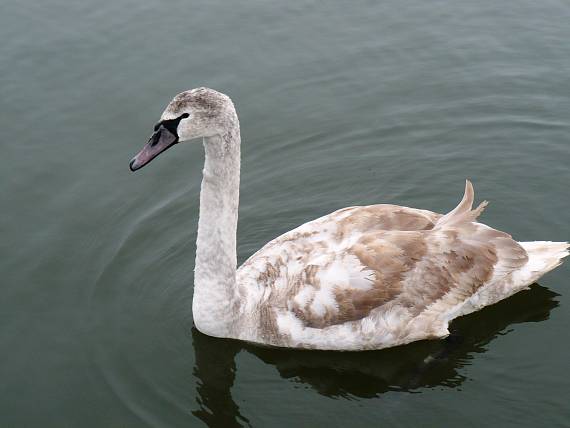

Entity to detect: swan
[129,87,568,351]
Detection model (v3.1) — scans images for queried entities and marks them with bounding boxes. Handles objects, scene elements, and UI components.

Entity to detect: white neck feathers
[192,124,241,337]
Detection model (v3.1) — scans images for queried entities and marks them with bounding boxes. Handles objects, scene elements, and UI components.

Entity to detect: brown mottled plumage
[237,181,537,349]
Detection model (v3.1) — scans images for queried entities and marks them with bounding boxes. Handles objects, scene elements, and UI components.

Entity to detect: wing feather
[238,184,527,342]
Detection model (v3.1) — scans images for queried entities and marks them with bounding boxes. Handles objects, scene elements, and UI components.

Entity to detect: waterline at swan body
[129,87,569,351]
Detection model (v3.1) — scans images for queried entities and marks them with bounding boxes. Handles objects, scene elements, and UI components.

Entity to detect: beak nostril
[150,130,161,147]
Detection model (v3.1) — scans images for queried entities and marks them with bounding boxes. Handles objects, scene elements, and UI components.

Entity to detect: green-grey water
[2,1,569,426]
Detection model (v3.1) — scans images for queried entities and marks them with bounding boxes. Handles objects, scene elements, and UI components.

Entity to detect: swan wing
[237,182,528,348]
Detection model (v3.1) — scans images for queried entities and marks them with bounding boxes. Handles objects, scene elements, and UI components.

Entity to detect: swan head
[129,87,235,171]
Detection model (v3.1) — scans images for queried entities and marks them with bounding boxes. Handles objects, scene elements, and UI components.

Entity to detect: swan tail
[516,241,570,285]
[435,180,488,228]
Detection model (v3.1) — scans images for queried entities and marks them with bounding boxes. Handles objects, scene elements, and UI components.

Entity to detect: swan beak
[129,127,178,171]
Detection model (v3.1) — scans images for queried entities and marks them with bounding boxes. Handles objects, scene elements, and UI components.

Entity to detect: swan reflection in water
[191,284,559,427]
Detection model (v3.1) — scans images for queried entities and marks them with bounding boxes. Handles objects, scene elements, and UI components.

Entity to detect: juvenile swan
[129,87,568,351]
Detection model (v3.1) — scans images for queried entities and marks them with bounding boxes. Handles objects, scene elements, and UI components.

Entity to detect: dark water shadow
[191,284,558,427]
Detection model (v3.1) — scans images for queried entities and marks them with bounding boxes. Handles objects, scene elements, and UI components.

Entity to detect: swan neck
[193,124,241,337]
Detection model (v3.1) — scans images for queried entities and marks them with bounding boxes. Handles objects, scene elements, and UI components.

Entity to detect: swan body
[130,87,569,351]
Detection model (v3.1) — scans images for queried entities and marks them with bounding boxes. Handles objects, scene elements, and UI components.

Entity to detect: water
[1,0,569,426]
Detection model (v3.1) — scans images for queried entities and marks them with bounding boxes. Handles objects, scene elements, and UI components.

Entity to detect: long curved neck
[193,121,241,337]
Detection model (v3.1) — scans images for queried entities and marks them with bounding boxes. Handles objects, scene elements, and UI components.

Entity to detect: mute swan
[129,87,568,351]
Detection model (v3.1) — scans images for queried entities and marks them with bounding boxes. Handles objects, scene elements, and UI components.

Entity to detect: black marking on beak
[153,112,190,135]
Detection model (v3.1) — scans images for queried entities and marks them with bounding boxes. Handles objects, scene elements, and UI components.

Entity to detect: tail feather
[518,241,570,284]
[436,180,488,228]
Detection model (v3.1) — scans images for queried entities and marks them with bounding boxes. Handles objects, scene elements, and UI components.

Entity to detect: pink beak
[129,126,178,171]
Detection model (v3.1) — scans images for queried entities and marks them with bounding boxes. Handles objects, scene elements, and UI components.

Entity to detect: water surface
[1,0,569,426]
